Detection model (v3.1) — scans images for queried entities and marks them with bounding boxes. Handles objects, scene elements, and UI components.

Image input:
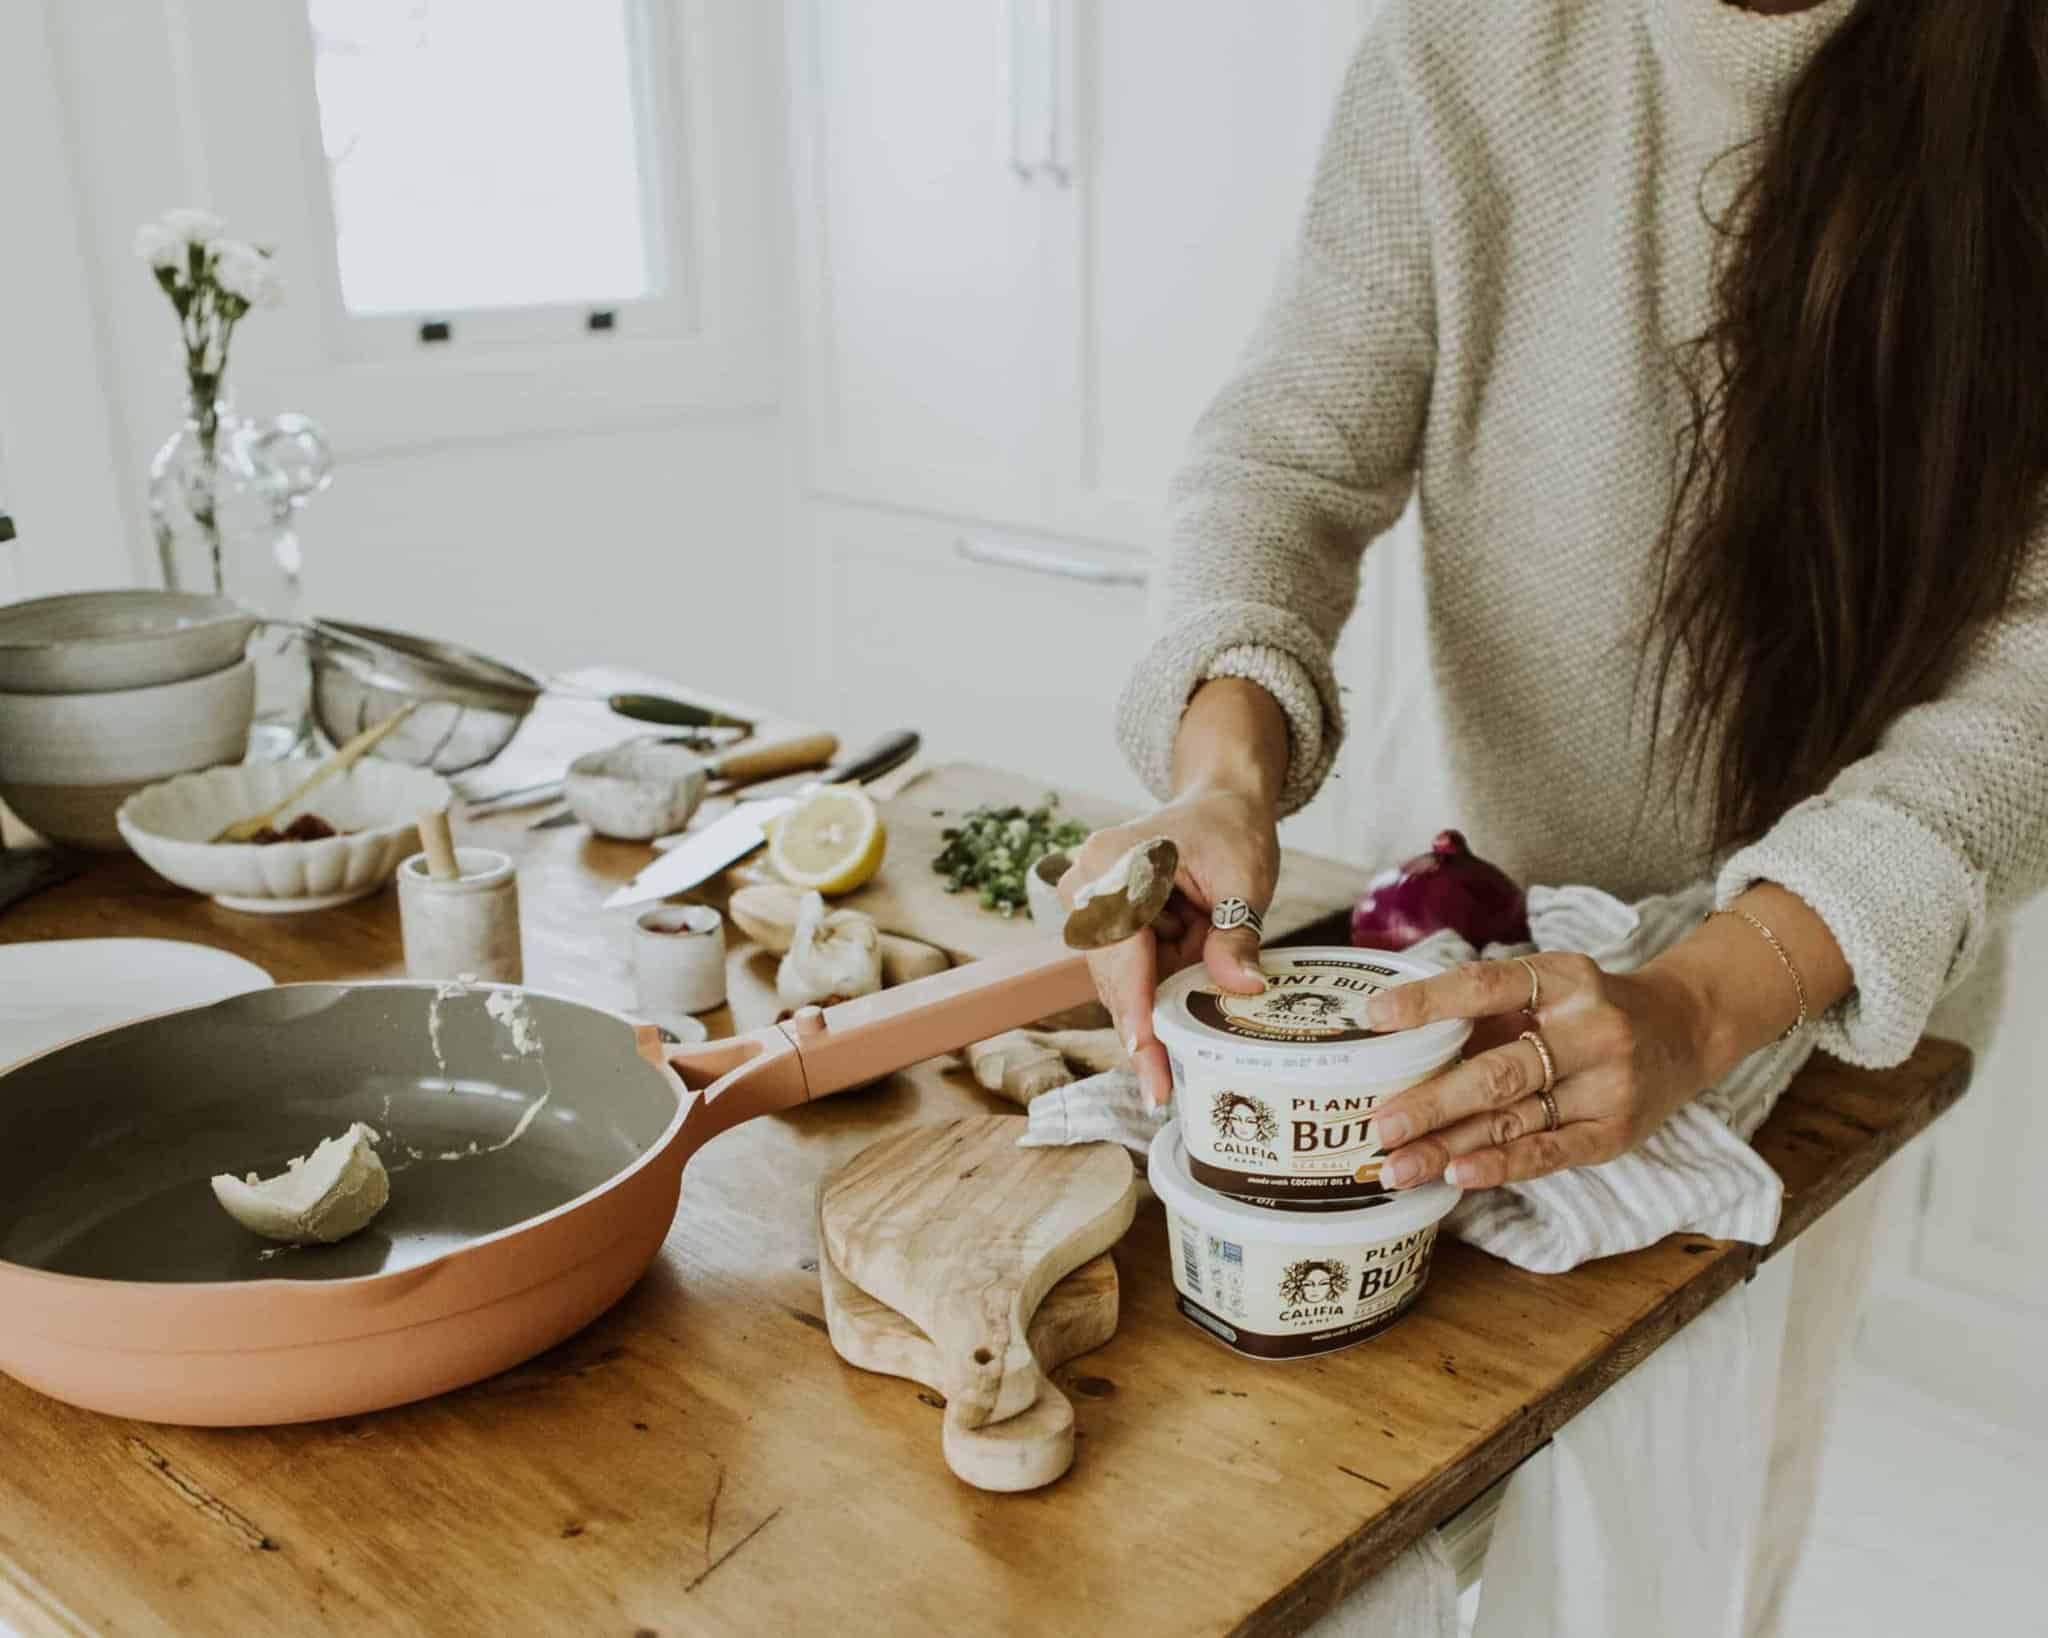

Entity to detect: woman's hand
[1361,954,1716,1190]
[1061,783,1280,1107]
[1361,883,1852,1190]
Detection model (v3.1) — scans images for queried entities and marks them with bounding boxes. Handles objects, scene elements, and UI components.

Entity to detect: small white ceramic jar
[397,847,523,983]
[1154,946,1470,1210]
[632,904,727,1015]
[1149,1121,1459,1360]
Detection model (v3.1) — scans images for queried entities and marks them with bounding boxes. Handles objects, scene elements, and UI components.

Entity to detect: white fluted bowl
[117,759,453,913]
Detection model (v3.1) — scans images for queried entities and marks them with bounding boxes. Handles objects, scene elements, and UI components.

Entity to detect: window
[305,0,669,333]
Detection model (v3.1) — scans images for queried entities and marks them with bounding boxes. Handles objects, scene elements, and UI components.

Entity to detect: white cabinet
[786,0,1375,854]
[787,0,1059,525]
[795,502,1152,804]
[787,0,1374,550]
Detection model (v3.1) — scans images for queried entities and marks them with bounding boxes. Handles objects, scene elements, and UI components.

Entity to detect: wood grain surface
[817,1221,1120,1492]
[0,681,1975,1638]
[818,1117,1137,1431]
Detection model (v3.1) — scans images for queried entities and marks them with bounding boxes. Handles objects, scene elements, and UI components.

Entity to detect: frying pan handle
[786,944,1097,1101]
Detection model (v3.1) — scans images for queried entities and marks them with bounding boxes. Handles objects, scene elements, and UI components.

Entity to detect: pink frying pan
[0,947,1092,1426]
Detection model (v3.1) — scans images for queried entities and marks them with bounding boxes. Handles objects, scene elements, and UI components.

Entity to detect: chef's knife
[736,728,921,800]
[602,798,798,909]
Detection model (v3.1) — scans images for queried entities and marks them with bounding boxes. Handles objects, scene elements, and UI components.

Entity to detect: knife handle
[827,729,921,787]
[608,692,753,732]
[713,732,839,784]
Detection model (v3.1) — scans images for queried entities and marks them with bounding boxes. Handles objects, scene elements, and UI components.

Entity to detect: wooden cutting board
[707,761,1363,1032]
[751,761,1361,964]
[817,1228,1119,1492]
[817,1116,1136,1433]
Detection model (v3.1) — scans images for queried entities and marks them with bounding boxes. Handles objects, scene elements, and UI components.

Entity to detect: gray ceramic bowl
[0,590,260,694]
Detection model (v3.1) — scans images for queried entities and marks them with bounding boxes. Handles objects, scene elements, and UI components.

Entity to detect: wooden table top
[0,705,1972,1638]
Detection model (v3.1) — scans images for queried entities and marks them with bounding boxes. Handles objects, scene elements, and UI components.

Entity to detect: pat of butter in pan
[211,1122,391,1245]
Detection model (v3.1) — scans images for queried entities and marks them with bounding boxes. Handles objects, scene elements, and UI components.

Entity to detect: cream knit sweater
[1117,0,2048,1069]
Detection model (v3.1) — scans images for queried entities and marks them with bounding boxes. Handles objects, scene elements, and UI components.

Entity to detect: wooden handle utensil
[710,731,839,786]
[212,705,418,843]
[416,808,460,880]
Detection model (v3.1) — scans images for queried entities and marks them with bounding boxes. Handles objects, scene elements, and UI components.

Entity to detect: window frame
[299,0,694,361]
[145,0,780,458]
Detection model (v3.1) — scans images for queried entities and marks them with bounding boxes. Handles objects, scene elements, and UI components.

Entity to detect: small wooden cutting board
[817,1116,1136,1433]
[817,1229,1118,1491]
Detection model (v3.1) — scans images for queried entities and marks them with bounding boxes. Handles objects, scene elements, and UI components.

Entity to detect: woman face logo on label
[1278,1257,1350,1307]
[1210,1091,1277,1145]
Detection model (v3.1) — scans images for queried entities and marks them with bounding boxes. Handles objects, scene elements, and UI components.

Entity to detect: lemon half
[767,785,887,895]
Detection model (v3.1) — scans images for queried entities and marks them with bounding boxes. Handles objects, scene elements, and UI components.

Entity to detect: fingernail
[1445,1160,1469,1187]
[1386,1153,1425,1188]
[1236,960,1266,992]
[1368,1114,1410,1149]
[1367,994,1398,1027]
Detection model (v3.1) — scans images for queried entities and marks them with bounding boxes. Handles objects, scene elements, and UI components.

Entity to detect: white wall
[1,0,800,711]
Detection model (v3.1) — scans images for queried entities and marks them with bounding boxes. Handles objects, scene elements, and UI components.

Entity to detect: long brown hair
[1651,0,2048,851]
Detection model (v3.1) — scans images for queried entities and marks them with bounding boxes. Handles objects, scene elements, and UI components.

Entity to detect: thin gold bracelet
[1707,908,1810,1042]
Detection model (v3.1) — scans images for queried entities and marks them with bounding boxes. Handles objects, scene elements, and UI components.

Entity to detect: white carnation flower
[212,240,283,309]
[158,207,224,245]
[133,220,183,270]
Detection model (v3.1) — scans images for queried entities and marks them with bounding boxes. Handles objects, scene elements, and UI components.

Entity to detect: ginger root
[964,1027,1127,1106]
[965,1031,1075,1106]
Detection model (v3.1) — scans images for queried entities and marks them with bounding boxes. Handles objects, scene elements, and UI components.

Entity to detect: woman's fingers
[1367,953,1598,1031]
[1083,931,1172,1106]
[1378,1089,1555,1189]
[1202,920,1266,994]
[1438,1117,1619,1190]
[1367,1035,1568,1150]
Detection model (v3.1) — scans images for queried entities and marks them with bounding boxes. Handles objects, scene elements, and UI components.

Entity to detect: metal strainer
[306,620,750,775]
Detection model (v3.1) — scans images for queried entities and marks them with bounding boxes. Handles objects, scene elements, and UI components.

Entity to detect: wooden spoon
[212,704,417,843]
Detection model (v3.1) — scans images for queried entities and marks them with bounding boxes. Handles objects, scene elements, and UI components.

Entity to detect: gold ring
[1514,956,1541,1013]
[1518,1027,1556,1095]
[1536,1087,1562,1132]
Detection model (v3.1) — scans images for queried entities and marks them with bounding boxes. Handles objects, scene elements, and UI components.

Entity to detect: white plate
[0,938,272,1070]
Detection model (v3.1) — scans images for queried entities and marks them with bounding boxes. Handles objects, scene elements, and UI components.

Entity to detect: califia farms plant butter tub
[1153,947,1471,1209]
[1149,1123,1459,1359]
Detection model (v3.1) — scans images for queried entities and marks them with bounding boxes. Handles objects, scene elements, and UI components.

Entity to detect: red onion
[1349,830,1529,952]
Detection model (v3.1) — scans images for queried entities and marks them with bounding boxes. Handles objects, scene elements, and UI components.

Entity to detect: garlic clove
[776,890,884,1008]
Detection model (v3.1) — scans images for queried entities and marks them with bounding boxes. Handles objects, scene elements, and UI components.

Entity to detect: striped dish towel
[1019,883,1805,1274]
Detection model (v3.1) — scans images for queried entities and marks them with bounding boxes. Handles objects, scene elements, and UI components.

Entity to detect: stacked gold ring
[1519,1028,1561,1131]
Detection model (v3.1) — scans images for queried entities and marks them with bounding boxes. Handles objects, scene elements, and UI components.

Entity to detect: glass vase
[148,389,331,759]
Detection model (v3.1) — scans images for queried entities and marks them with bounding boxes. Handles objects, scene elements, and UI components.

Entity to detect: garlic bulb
[776,890,883,1007]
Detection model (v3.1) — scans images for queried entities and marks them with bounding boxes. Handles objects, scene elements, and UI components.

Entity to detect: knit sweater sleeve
[1114,15,1435,818]
[1718,536,2048,1067]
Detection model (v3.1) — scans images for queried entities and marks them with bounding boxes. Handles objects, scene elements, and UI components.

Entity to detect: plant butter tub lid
[1151,946,1471,1085]
[1147,1121,1461,1360]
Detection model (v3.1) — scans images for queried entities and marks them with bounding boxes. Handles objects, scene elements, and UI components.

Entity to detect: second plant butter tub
[1149,1122,1460,1359]
[1153,947,1471,1209]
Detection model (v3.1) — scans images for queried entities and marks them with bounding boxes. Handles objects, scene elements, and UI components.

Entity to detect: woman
[1070,0,2047,1622]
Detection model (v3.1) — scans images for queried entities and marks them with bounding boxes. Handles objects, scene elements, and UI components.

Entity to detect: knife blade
[602,798,797,910]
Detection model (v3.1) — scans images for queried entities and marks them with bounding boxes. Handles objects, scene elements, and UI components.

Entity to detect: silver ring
[1514,956,1541,1013]
[1210,898,1263,936]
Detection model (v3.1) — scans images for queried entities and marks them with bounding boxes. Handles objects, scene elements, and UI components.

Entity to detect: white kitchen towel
[1019,881,1802,1272]
[1302,1529,1459,1638]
